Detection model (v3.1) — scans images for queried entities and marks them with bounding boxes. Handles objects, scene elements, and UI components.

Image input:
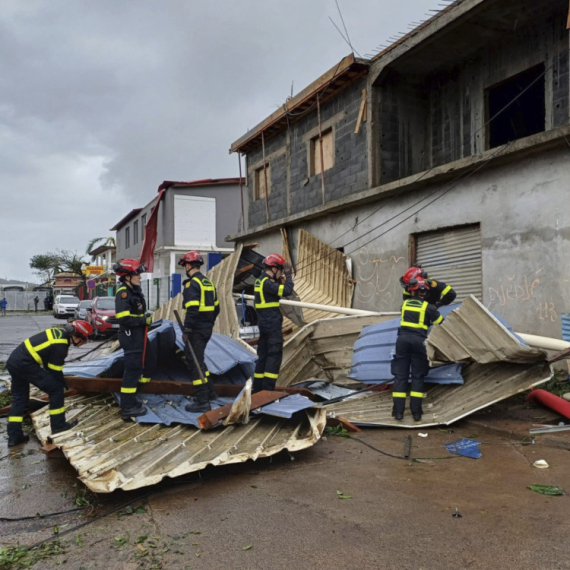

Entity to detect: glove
[283,262,293,277]
[145,311,153,326]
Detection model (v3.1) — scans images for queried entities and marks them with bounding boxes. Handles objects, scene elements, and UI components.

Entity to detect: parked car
[74,300,93,320]
[53,295,80,319]
[87,296,118,337]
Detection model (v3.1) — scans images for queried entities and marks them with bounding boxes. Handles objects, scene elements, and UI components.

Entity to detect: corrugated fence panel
[416,224,482,302]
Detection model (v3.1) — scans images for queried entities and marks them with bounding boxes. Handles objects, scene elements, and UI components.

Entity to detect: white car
[53,295,80,319]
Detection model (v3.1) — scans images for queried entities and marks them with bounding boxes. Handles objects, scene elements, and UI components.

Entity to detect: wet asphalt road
[1,314,570,569]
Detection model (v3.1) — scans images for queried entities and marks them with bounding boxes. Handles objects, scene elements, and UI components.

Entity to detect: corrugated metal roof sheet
[324,296,551,428]
[31,395,326,493]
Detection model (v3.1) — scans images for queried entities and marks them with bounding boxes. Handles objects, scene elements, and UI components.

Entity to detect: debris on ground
[528,484,564,496]
[445,439,483,459]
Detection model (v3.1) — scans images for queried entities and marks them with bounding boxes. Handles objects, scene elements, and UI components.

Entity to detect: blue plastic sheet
[251,394,318,419]
[445,438,482,459]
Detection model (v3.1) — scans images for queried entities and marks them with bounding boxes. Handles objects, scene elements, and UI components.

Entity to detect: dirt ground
[1,314,570,570]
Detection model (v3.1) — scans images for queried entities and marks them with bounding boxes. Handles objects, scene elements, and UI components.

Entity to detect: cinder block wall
[245,77,369,229]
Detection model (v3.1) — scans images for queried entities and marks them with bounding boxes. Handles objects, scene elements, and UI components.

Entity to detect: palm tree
[86,237,116,261]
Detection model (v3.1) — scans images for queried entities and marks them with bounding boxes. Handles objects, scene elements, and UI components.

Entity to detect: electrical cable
[0,507,85,522]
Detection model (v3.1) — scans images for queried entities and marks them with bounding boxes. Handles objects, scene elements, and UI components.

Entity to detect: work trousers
[391,332,429,415]
[118,328,148,410]
[184,328,214,403]
[6,360,67,436]
[254,329,284,392]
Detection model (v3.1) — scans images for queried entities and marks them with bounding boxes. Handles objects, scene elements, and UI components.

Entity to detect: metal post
[317,96,326,205]
[261,131,270,223]
[238,152,245,232]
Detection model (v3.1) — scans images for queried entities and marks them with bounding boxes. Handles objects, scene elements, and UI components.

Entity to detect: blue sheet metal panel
[562,314,570,342]
[292,380,357,400]
[349,304,464,385]
[252,394,319,419]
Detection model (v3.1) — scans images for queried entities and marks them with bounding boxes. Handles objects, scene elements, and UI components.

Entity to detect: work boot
[184,397,211,413]
[120,403,147,421]
[52,420,78,435]
[413,414,422,422]
[8,432,29,447]
[394,412,404,421]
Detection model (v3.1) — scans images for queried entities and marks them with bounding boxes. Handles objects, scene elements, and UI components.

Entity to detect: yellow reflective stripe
[25,339,43,366]
[440,285,452,299]
[392,392,407,398]
[403,289,411,297]
[48,363,64,371]
[277,283,284,297]
[185,301,200,308]
[191,277,217,312]
[8,416,23,422]
[433,315,443,325]
[192,379,204,386]
[205,371,210,376]
[49,407,66,415]
[214,300,219,306]
[116,311,144,318]
[255,278,281,309]
[254,373,264,378]
[139,377,151,384]
[264,372,279,379]
[121,387,137,393]
[116,286,127,293]
[410,392,425,398]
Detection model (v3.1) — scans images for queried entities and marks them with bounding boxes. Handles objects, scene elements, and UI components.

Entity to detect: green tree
[29,253,61,285]
[86,237,116,261]
[58,250,89,287]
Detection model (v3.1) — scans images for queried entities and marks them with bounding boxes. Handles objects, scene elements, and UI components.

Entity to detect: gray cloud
[0,0,437,281]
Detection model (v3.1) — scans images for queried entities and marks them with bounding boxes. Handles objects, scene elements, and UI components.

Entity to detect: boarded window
[254,164,271,201]
[487,64,545,149]
[310,129,334,176]
[133,220,139,245]
[125,226,130,249]
[414,224,482,302]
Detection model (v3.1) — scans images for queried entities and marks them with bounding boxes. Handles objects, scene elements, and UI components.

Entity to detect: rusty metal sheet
[30,395,326,493]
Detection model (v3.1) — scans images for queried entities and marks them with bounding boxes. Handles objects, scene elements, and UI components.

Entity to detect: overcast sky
[1,0,438,282]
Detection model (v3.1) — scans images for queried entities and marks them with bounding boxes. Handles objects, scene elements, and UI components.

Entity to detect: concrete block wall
[245,77,369,229]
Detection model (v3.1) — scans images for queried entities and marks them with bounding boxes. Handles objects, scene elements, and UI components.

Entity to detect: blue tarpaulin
[445,438,483,459]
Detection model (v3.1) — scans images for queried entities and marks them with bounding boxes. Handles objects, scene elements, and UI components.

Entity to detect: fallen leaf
[241,545,253,551]
[528,484,564,496]
[136,535,148,544]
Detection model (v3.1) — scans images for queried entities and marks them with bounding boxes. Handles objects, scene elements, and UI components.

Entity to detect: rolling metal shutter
[415,224,482,302]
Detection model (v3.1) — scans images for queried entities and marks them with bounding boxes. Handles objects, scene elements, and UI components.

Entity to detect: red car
[87,296,119,337]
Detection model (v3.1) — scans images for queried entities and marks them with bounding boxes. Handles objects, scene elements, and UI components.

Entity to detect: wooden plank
[235,263,254,276]
[547,346,570,364]
[198,390,287,430]
[354,88,367,134]
[326,416,361,433]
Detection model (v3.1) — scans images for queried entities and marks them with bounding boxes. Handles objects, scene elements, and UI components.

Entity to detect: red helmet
[263,253,286,268]
[399,265,427,289]
[66,320,93,340]
[178,251,204,267]
[408,278,430,293]
[113,259,146,277]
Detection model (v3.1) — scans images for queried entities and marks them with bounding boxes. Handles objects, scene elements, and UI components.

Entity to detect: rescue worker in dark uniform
[6,320,93,446]
[391,279,444,422]
[400,265,456,307]
[114,258,152,420]
[253,254,294,393]
[179,251,220,413]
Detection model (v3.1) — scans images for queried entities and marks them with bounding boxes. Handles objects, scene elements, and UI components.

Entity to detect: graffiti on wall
[488,269,558,322]
[354,246,406,309]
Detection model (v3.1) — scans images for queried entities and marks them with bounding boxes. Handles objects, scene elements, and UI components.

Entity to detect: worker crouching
[6,320,93,446]
[392,279,444,422]
[179,251,220,413]
[253,254,294,393]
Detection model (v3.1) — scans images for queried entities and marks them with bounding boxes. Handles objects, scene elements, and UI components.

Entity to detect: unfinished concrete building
[230,0,570,339]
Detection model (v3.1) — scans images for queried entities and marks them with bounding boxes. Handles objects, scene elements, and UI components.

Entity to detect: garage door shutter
[415,224,482,302]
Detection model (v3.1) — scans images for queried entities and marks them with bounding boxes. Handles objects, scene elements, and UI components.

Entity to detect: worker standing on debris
[6,320,93,446]
[179,251,220,413]
[253,254,294,393]
[400,265,456,307]
[392,279,443,422]
[114,259,152,420]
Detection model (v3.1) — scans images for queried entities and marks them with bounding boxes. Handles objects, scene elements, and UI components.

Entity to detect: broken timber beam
[198,390,287,430]
[63,376,316,399]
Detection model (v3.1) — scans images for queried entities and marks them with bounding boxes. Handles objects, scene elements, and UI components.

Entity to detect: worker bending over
[400,265,456,307]
[392,279,443,422]
[6,320,93,446]
[114,259,152,420]
[253,254,294,393]
[179,251,220,413]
